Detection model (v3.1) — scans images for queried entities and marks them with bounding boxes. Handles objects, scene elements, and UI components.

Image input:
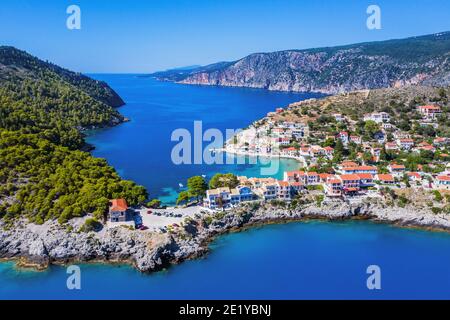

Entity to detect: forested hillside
[0,47,147,224]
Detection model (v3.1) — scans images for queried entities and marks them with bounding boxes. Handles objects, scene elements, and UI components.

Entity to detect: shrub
[80,218,102,233]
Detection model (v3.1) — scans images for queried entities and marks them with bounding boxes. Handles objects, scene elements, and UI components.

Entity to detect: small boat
[201,175,206,178]
[179,183,184,188]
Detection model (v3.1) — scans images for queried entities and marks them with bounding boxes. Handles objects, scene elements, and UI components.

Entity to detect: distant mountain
[0,46,124,107]
[150,61,233,82]
[151,32,450,94]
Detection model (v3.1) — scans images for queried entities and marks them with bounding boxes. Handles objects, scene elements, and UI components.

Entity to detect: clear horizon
[1,0,450,73]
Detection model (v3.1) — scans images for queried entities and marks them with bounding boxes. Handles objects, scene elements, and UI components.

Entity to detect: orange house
[109,199,129,222]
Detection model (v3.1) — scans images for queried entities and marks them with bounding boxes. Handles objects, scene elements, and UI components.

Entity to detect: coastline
[2,199,450,273]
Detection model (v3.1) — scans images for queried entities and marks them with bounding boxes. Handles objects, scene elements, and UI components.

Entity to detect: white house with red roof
[350,135,362,145]
[375,174,396,185]
[407,172,422,183]
[281,147,298,157]
[388,164,406,177]
[337,131,349,145]
[364,112,390,124]
[418,105,442,119]
[342,166,378,175]
[434,137,449,147]
[109,199,129,222]
[435,175,450,190]
[396,138,415,150]
[385,142,398,151]
[324,178,343,197]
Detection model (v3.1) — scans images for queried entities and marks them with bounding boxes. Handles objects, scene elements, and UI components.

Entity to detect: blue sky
[1,0,450,73]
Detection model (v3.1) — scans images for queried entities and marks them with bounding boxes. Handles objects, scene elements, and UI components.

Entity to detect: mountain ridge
[0,46,125,107]
[151,31,450,94]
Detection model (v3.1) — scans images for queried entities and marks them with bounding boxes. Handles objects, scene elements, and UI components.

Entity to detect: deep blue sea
[1,75,450,300]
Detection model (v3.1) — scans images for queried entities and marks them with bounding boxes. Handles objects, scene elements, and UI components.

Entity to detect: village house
[385,142,398,151]
[356,173,375,188]
[376,174,396,185]
[277,181,292,200]
[318,173,333,183]
[306,172,320,185]
[340,174,361,196]
[109,199,129,222]
[434,137,449,147]
[407,172,422,183]
[364,112,390,124]
[337,131,349,145]
[415,144,436,153]
[204,187,232,210]
[418,105,442,120]
[342,166,378,175]
[374,131,386,144]
[204,186,254,210]
[349,135,362,145]
[382,123,395,130]
[324,177,343,197]
[435,175,450,190]
[334,114,344,122]
[388,164,406,177]
[290,181,305,194]
[323,146,334,158]
[339,161,358,169]
[281,147,298,157]
[397,138,415,150]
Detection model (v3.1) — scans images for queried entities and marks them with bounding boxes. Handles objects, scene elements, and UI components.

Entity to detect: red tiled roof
[437,176,450,182]
[343,166,378,172]
[356,173,374,180]
[408,172,421,179]
[340,174,361,181]
[319,173,332,180]
[377,174,395,182]
[110,199,128,212]
[341,161,358,167]
[419,105,441,110]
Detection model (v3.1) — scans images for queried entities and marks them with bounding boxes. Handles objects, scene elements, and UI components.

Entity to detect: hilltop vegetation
[152,32,450,94]
[0,47,147,224]
[0,46,125,107]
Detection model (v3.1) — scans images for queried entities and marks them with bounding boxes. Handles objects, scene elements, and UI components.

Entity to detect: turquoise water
[2,75,450,300]
[2,221,450,300]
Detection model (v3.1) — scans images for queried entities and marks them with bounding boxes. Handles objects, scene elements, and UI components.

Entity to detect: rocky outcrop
[1,200,450,273]
[153,32,450,94]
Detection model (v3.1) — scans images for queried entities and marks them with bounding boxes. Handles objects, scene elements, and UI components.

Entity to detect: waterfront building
[109,199,129,222]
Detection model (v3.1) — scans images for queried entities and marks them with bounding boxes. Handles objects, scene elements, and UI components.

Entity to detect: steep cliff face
[153,32,450,94]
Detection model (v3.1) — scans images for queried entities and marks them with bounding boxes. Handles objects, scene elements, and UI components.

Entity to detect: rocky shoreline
[1,199,450,273]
